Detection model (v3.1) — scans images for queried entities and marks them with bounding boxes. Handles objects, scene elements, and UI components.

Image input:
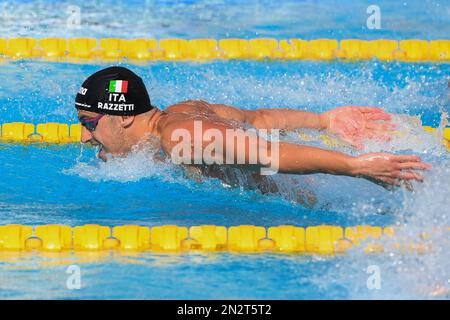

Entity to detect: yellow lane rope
[0,122,449,149]
[0,224,445,254]
[0,38,449,62]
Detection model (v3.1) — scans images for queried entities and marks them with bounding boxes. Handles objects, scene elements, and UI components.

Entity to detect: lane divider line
[0,224,444,254]
[1,122,448,149]
[0,38,449,62]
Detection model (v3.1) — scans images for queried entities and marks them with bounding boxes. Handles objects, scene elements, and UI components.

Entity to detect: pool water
[0,0,449,299]
[1,0,448,39]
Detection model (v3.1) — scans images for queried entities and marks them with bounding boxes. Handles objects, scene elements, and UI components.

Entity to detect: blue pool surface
[0,0,449,299]
[0,0,449,40]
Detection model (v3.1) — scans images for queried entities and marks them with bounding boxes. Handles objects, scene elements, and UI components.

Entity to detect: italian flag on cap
[109,80,128,93]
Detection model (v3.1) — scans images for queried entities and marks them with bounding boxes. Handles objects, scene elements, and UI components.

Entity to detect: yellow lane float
[1,122,448,150]
[0,37,448,62]
[0,224,446,255]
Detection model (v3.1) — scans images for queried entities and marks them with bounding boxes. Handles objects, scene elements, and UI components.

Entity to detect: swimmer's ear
[117,115,135,128]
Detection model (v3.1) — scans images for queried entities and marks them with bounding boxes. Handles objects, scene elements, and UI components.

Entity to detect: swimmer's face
[77,110,135,161]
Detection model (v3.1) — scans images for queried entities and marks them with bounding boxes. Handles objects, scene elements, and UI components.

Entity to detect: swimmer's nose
[81,126,93,144]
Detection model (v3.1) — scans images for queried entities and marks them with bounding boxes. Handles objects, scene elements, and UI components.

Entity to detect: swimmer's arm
[273,142,429,186]
[210,103,326,130]
[159,118,428,187]
[160,118,345,175]
[245,109,326,130]
[210,103,396,149]
[276,142,354,175]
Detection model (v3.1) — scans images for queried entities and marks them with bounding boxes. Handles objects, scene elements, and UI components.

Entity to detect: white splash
[63,143,181,184]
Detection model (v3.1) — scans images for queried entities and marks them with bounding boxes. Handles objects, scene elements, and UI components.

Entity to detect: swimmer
[75,66,431,193]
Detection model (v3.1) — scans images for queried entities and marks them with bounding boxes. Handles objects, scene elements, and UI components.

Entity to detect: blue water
[0,0,449,39]
[0,0,449,299]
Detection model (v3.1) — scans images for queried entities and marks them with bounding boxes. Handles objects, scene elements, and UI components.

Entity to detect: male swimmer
[75,66,431,194]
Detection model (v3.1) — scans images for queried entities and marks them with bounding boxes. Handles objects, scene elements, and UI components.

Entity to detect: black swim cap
[75,66,154,116]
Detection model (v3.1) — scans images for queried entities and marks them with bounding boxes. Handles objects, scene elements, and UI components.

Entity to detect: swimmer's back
[159,100,246,130]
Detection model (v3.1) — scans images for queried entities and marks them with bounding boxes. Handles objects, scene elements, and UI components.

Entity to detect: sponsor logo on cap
[78,87,88,95]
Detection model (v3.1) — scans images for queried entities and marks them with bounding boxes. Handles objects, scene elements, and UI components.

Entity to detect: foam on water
[300,120,449,299]
[324,162,450,299]
[65,144,179,183]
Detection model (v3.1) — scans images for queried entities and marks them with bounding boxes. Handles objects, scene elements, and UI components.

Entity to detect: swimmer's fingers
[400,180,414,191]
[365,176,399,191]
[366,122,397,131]
[364,124,397,143]
[391,170,424,182]
[370,176,414,192]
[378,177,400,187]
[397,161,432,171]
[392,154,425,163]
[359,107,393,120]
[358,106,388,114]
[392,155,433,171]
[364,111,393,122]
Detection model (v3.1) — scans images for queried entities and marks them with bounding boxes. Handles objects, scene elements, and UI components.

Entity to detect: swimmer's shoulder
[156,100,212,135]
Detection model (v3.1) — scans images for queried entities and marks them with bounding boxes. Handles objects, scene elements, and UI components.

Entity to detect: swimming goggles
[80,114,105,132]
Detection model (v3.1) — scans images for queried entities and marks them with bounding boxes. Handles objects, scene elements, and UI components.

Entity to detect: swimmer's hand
[350,153,432,190]
[321,106,396,150]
